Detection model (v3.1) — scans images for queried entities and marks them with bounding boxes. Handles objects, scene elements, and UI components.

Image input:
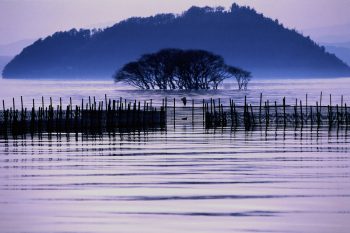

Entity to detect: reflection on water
[0,78,350,233]
[1,128,350,233]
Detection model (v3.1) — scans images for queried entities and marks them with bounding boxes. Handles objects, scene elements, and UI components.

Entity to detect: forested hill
[3,4,350,79]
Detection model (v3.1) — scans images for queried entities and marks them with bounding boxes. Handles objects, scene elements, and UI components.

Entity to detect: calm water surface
[0,78,350,233]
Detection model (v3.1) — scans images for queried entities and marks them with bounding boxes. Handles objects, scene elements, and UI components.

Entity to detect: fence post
[259,93,262,124]
[283,97,286,128]
[173,98,176,129]
[192,99,194,127]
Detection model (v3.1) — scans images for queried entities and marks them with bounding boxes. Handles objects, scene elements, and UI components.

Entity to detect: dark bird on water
[181,97,187,106]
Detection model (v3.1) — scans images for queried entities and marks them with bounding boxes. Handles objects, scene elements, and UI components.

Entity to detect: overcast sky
[0,0,350,45]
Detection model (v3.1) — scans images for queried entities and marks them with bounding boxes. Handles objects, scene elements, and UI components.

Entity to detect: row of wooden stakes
[1,94,350,137]
[0,96,167,136]
[204,94,350,130]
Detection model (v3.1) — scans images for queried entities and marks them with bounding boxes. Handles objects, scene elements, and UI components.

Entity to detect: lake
[0,78,350,233]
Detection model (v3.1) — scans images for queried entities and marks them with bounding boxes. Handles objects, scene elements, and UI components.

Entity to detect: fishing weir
[204,94,350,131]
[0,93,349,138]
[0,96,166,137]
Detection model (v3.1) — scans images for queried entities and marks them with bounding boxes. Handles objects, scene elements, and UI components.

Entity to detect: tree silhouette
[114,49,251,90]
[227,66,252,90]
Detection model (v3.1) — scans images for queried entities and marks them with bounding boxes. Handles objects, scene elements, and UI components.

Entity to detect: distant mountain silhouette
[3,4,350,79]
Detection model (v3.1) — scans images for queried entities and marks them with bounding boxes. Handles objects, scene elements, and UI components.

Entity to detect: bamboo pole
[275,101,278,125]
[283,97,286,128]
[192,99,194,127]
[173,98,176,129]
[259,93,262,124]
[202,99,205,127]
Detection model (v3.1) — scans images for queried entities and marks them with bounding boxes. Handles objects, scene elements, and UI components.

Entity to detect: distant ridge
[3,3,350,79]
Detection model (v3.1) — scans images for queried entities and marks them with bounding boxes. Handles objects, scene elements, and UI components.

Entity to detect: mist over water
[0,78,350,233]
[1,78,350,106]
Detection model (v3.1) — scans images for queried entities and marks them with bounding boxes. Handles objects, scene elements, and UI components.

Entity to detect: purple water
[0,78,350,233]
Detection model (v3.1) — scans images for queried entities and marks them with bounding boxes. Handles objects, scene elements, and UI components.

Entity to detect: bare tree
[226,66,252,90]
[242,72,252,90]
[114,62,152,89]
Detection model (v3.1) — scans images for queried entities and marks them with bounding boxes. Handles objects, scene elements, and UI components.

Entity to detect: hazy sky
[1,0,350,45]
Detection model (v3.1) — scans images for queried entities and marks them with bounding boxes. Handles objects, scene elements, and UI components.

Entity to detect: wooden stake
[173,98,176,129]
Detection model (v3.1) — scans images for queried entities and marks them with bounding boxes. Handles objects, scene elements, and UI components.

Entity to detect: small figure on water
[181,97,187,106]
